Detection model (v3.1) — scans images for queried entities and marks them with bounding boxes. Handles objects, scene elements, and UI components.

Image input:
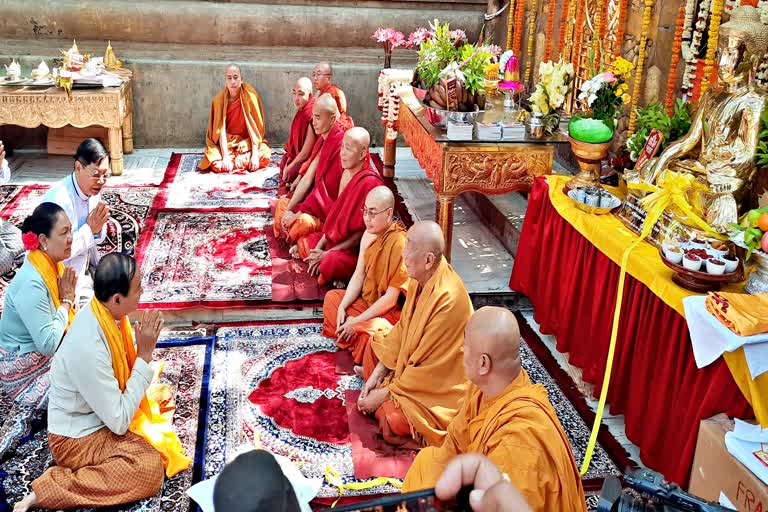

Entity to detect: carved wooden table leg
[436,194,455,261]
[383,138,396,178]
[122,114,134,154]
[108,127,124,176]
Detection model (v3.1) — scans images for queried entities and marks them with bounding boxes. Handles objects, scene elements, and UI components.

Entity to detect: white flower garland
[681,0,713,92]
[724,0,738,16]
[759,0,768,25]
[377,69,414,141]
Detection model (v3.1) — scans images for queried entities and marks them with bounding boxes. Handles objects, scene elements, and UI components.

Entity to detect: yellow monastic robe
[403,370,587,512]
[371,257,473,447]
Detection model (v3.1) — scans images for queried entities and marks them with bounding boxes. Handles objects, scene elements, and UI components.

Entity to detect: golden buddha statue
[631,6,768,233]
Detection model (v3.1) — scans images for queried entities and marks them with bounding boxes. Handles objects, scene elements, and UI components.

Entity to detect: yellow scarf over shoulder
[90,298,191,477]
[27,250,75,331]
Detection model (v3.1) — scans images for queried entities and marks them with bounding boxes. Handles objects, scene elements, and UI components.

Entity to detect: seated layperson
[15,254,190,512]
[322,186,408,368]
[403,307,587,512]
[273,94,345,240]
[296,127,384,286]
[41,138,110,300]
[200,64,271,173]
[0,142,25,275]
[0,203,76,458]
[280,77,317,184]
[312,61,354,131]
[357,221,472,448]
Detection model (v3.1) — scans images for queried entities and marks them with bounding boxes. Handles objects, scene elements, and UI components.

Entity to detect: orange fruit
[759,213,768,232]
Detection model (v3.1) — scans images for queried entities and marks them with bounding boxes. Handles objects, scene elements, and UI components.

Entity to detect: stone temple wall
[0,0,486,149]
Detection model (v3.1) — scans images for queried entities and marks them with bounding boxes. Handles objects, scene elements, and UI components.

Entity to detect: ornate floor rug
[137,211,273,309]
[0,330,214,512]
[153,153,280,211]
[0,184,158,316]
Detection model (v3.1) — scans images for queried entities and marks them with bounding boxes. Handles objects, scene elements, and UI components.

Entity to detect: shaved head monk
[280,77,317,184]
[322,186,409,367]
[272,94,344,240]
[200,64,270,173]
[297,127,384,287]
[312,62,354,131]
[403,307,587,512]
[357,221,472,449]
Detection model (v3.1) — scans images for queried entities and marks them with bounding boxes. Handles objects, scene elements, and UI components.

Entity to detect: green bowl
[568,117,614,144]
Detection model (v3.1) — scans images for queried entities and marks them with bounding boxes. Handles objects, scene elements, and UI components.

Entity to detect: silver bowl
[567,187,622,215]
[421,100,485,129]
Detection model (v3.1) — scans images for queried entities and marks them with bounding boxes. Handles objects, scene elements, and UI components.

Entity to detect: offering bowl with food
[659,237,743,292]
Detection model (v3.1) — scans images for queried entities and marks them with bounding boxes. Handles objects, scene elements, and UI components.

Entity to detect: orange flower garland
[557,0,571,58]
[524,0,540,83]
[544,0,557,61]
[595,0,608,65]
[572,0,586,71]
[614,0,629,59]
[700,0,724,96]
[628,0,653,136]
[513,0,527,56]
[506,0,517,50]
[665,6,686,112]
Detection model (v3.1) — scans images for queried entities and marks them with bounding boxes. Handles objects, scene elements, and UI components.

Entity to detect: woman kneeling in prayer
[0,203,77,458]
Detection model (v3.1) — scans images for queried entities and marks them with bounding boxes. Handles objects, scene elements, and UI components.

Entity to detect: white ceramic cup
[706,259,726,275]
[722,257,738,273]
[683,256,702,271]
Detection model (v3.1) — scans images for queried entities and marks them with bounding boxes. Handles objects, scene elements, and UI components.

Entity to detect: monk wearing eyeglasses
[312,62,354,131]
[322,186,408,370]
[200,64,270,173]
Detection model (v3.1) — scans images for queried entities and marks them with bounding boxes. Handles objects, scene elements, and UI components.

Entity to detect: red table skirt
[510,177,752,486]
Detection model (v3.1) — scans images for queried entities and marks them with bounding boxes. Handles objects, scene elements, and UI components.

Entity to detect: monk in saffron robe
[323,186,408,367]
[298,127,384,287]
[357,221,472,448]
[200,64,270,173]
[280,77,317,184]
[403,307,587,512]
[312,62,354,131]
[273,94,344,240]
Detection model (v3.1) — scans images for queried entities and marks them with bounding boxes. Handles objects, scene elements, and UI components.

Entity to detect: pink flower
[22,232,39,251]
[601,71,616,82]
[406,27,433,49]
[484,44,503,57]
[372,28,406,48]
[450,29,467,42]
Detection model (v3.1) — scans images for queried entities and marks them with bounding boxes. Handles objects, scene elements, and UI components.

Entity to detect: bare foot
[14,492,37,512]
[353,365,364,378]
[289,244,300,259]
[334,280,347,289]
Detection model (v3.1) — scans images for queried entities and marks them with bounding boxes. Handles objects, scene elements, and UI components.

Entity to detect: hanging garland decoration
[614,0,629,59]
[682,0,713,94]
[558,0,572,58]
[524,0,540,83]
[665,6,686,112]
[544,0,558,61]
[595,0,609,65]
[572,0,587,71]
[506,0,517,50]
[724,0,738,15]
[700,0,724,96]
[627,0,654,136]
[513,0,527,56]
[758,0,768,25]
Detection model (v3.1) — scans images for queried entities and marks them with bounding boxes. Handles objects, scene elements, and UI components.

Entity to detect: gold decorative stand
[565,137,611,190]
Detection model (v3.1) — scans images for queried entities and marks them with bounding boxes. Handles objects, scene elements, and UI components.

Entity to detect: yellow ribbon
[324,466,402,507]
[580,171,722,476]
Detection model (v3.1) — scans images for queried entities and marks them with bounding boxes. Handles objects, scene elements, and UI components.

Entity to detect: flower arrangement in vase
[372,28,405,69]
[528,59,575,136]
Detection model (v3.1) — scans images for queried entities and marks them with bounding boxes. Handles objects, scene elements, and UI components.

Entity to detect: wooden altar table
[0,80,133,175]
[390,101,568,259]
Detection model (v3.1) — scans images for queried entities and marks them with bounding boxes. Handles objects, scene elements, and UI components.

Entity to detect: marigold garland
[513,0,527,56]
[572,0,587,71]
[524,0,540,83]
[594,0,608,65]
[557,0,571,58]
[614,0,629,59]
[506,0,517,50]
[544,0,557,61]
[665,6,686,113]
[627,0,654,136]
[700,0,723,96]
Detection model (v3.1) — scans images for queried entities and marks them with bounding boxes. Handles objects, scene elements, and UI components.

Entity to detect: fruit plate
[659,248,744,293]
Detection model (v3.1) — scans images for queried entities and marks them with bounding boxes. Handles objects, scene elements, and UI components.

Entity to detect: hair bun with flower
[22,231,40,251]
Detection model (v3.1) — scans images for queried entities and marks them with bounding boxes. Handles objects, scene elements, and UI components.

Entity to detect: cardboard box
[689,416,768,511]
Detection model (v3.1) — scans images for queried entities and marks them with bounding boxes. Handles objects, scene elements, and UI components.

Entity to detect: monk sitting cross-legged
[200,64,271,173]
[272,94,344,240]
[322,186,409,367]
[312,61,354,131]
[280,77,317,184]
[357,221,472,449]
[403,307,587,512]
[297,127,384,287]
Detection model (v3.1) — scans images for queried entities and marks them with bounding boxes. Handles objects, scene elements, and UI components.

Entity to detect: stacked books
[502,122,526,140]
[446,121,474,140]
[476,122,502,140]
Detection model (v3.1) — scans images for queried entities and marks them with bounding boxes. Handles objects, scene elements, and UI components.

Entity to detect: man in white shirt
[0,141,24,274]
[41,138,111,300]
[14,253,165,512]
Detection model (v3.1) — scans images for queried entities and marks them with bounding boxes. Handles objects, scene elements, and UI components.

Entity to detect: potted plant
[625,99,693,163]
[566,56,634,189]
[528,59,575,136]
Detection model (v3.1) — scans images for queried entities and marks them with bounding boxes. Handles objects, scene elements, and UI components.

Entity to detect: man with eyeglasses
[41,138,111,301]
[311,62,354,131]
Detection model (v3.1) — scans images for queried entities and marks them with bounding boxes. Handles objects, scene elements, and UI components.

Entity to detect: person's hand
[281,210,297,231]
[221,158,234,173]
[87,202,110,234]
[0,140,5,166]
[250,154,261,172]
[337,315,358,342]
[336,305,348,333]
[283,163,296,182]
[435,454,531,512]
[305,248,326,276]
[289,176,300,192]
[135,310,164,363]
[57,267,78,303]
[358,387,387,414]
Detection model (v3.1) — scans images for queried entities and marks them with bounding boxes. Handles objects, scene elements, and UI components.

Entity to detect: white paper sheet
[724,420,768,485]
[719,492,737,510]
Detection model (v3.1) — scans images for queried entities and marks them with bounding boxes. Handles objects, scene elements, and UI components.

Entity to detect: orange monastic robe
[323,222,409,363]
[281,96,316,181]
[403,371,587,512]
[367,258,473,447]
[320,84,354,131]
[200,83,270,172]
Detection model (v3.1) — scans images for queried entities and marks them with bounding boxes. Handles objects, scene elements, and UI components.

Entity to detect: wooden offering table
[0,80,133,175]
[391,101,568,260]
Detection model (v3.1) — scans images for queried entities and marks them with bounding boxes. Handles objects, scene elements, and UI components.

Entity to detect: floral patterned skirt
[0,346,51,409]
